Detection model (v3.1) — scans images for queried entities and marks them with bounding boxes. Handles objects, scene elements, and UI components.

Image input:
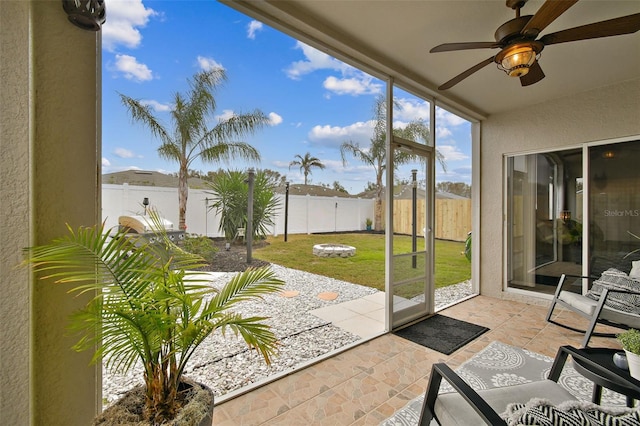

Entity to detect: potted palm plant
[22,211,283,425]
[618,328,640,380]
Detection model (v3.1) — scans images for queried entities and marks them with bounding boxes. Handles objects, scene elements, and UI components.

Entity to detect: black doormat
[393,314,489,355]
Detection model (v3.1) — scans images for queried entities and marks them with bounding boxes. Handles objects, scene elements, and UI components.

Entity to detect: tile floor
[212,295,622,425]
[310,292,386,339]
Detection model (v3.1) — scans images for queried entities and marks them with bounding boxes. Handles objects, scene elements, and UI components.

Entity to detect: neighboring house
[275,183,358,198]
[357,185,469,200]
[103,170,211,189]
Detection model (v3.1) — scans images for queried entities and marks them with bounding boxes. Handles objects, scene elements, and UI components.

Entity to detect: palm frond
[206,267,284,312]
[119,93,172,147]
[199,141,261,164]
[209,110,270,145]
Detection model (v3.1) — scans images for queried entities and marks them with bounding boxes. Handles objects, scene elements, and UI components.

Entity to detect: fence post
[246,168,254,264]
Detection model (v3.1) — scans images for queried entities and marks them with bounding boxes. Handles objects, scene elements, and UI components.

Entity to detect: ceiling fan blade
[520,60,545,86]
[438,57,495,90]
[430,42,499,53]
[540,13,640,45]
[521,0,579,38]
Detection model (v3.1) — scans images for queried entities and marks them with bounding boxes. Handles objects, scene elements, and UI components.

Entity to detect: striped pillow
[586,268,640,314]
[503,399,640,426]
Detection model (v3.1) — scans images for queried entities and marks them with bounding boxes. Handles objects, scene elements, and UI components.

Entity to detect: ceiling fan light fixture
[496,43,540,77]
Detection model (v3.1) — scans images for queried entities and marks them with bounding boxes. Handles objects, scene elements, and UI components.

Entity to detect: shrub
[181,233,217,262]
[206,169,280,241]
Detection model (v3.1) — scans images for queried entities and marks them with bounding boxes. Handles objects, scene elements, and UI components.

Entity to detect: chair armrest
[420,363,507,425]
[562,345,640,390]
[420,346,576,426]
[604,288,640,296]
[558,274,599,291]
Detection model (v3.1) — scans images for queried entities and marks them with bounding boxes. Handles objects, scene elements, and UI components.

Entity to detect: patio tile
[341,297,386,315]
[362,291,385,305]
[334,315,384,339]
[214,295,624,425]
[310,304,360,323]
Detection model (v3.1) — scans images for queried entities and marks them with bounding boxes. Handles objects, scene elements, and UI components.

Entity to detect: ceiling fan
[431,0,640,90]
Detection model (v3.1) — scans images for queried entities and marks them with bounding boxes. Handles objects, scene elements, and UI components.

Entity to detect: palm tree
[120,68,268,230]
[340,96,446,231]
[289,152,325,185]
[23,211,283,423]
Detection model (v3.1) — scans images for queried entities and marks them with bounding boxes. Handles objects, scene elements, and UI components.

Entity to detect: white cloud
[285,41,349,80]
[114,54,153,81]
[323,76,382,96]
[437,144,469,162]
[395,98,430,121]
[197,56,224,72]
[102,0,157,52]
[285,42,383,98]
[247,21,263,39]
[437,165,472,184]
[308,120,374,147]
[102,157,111,167]
[140,99,171,112]
[436,126,453,139]
[268,112,283,126]
[436,108,467,126]
[215,110,236,122]
[114,148,135,159]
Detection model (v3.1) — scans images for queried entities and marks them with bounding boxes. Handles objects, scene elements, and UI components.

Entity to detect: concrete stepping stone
[280,290,300,298]
[318,291,338,301]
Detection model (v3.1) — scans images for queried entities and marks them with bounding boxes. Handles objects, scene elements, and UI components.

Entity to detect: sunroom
[1,1,639,424]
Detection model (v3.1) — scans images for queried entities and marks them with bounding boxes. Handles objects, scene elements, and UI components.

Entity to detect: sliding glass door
[588,141,640,278]
[506,139,640,296]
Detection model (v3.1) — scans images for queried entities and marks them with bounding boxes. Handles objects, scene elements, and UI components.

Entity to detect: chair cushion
[434,380,575,426]
[631,260,640,280]
[586,268,640,314]
[558,290,640,329]
[559,291,599,316]
[503,398,640,426]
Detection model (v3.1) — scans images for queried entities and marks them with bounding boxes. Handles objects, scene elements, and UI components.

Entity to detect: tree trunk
[374,197,383,231]
[178,166,188,230]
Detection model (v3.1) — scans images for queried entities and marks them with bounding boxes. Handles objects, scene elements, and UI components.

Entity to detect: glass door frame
[387,137,435,328]
[384,85,436,330]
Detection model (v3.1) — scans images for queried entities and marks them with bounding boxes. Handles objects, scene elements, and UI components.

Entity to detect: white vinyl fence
[102,184,375,237]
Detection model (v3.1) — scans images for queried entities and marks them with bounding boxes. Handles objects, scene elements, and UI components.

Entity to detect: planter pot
[94,379,214,426]
[366,225,372,231]
[624,350,640,380]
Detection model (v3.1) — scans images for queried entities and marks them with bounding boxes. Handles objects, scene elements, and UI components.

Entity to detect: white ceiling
[224,0,640,118]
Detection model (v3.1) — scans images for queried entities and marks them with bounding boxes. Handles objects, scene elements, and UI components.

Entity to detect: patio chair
[546,270,640,347]
[235,227,245,243]
[419,345,638,426]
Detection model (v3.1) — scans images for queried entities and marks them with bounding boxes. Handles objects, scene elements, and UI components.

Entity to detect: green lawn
[254,233,470,296]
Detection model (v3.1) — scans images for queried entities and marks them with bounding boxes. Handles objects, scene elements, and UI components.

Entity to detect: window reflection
[506,140,640,295]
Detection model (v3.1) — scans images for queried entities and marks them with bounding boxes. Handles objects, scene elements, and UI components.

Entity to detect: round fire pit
[312,243,356,258]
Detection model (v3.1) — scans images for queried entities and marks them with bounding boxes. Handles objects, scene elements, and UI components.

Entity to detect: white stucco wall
[480,78,640,301]
[0,2,31,423]
[1,2,102,424]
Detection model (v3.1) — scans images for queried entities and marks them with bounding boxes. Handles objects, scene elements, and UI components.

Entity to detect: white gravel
[102,265,472,404]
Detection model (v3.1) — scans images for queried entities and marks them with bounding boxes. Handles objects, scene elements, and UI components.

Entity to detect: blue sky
[101,0,472,193]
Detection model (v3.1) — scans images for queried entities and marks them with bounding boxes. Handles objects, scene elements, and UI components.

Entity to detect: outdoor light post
[284,182,290,242]
[412,169,417,269]
[143,197,149,215]
[204,197,210,237]
[246,168,255,264]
